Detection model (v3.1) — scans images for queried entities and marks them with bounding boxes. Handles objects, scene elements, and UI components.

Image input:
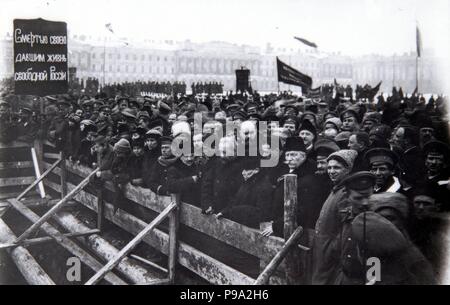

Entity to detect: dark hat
[148,118,163,130]
[301,111,317,126]
[98,105,111,112]
[45,96,58,104]
[423,140,450,159]
[364,148,398,167]
[232,110,248,121]
[284,136,306,152]
[242,156,261,170]
[84,124,97,133]
[340,107,361,123]
[82,99,93,108]
[369,125,392,139]
[351,211,408,256]
[132,137,145,148]
[298,119,317,138]
[132,126,147,137]
[145,129,163,140]
[158,101,171,115]
[369,193,409,222]
[226,104,241,112]
[94,135,108,144]
[338,171,376,191]
[117,96,129,103]
[160,136,173,145]
[128,99,140,108]
[362,112,381,124]
[117,122,130,134]
[57,99,71,107]
[20,107,32,115]
[92,99,104,107]
[315,138,340,158]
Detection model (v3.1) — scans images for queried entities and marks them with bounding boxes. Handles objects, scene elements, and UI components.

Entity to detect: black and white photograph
[0,0,449,292]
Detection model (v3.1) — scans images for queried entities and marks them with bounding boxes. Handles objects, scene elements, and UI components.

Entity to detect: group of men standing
[0,86,448,284]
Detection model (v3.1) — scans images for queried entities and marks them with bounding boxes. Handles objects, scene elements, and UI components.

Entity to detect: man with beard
[298,119,317,162]
[364,147,403,194]
[311,149,357,284]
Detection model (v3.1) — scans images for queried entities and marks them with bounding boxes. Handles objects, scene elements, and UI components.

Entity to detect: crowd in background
[0,81,449,284]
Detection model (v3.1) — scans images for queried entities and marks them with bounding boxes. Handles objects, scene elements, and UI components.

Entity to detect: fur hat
[325,117,342,130]
[327,149,358,169]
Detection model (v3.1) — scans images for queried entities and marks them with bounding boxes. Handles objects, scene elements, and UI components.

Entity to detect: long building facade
[0,33,445,94]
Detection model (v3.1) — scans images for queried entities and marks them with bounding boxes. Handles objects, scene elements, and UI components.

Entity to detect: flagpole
[103,37,106,88]
[415,54,419,94]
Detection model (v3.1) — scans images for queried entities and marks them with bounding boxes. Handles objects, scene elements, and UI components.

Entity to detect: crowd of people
[0,83,448,284]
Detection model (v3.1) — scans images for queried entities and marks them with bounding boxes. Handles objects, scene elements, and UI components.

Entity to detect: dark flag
[416,25,422,58]
[307,86,321,98]
[366,81,382,100]
[276,57,312,92]
[294,36,318,48]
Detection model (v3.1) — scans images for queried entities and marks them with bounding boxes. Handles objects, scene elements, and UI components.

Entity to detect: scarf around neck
[157,155,179,167]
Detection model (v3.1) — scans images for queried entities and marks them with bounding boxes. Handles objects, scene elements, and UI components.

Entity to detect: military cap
[82,99,93,107]
[338,171,376,191]
[117,123,130,134]
[362,112,381,124]
[232,110,248,121]
[98,105,111,112]
[121,108,137,120]
[131,126,147,137]
[148,118,163,130]
[315,138,340,157]
[282,115,298,127]
[128,99,140,109]
[45,96,58,104]
[245,102,259,114]
[340,106,361,123]
[226,104,242,112]
[145,129,163,140]
[364,148,398,167]
[160,136,173,145]
[284,136,306,152]
[117,96,129,103]
[158,101,171,115]
[423,140,450,159]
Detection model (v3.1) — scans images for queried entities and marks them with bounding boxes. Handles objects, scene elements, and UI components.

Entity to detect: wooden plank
[0,218,55,285]
[254,226,303,285]
[44,180,254,285]
[85,202,176,285]
[47,161,285,261]
[283,174,301,284]
[16,158,61,201]
[0,177,35,187]
[0,141,32,149]
[60,151,67,198]
[168,194,180,284]
[7,198,126,285]
[31,147,46,198]
[0,161,33,169]
[43,153,60,159]
[14,167,99,244]
[0,229,100,250]
[53,211,166,284]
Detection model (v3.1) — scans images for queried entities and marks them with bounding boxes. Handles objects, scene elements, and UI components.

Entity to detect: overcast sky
[1,0,449,57]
